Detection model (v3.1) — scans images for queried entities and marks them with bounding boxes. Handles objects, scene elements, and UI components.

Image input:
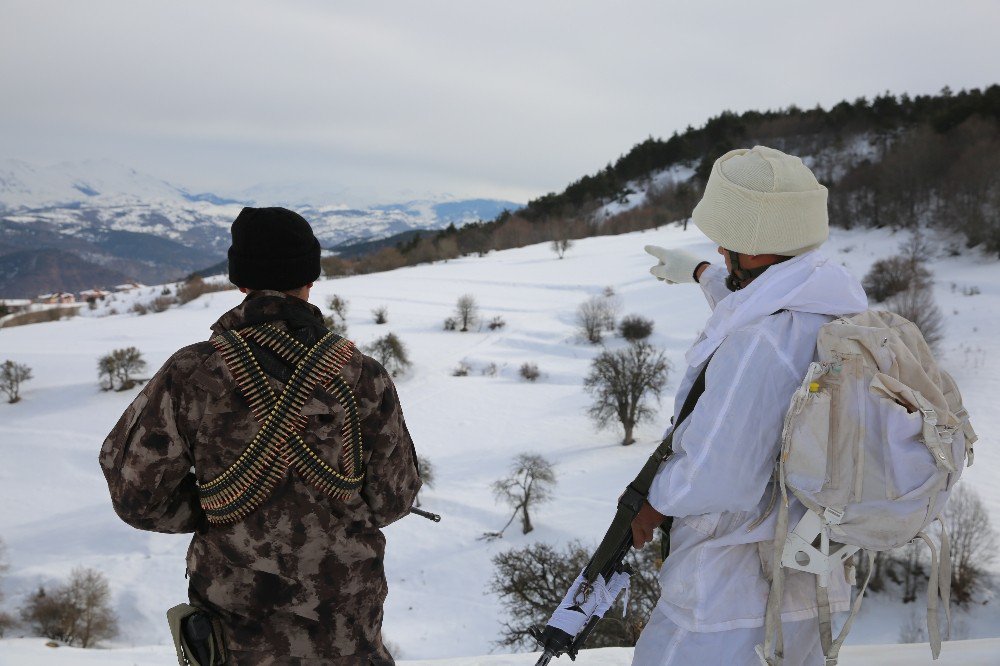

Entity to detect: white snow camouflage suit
[633,250,869,666]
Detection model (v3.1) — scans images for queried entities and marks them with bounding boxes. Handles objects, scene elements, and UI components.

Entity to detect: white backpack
[757,310,977,666]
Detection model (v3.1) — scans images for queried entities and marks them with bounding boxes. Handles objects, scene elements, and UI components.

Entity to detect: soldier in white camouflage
[100,207,421,665]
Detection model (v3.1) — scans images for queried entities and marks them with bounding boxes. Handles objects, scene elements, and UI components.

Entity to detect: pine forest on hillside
[321,85,1000,279]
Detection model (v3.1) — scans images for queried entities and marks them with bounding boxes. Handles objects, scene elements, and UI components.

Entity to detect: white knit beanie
[692,146,828,256]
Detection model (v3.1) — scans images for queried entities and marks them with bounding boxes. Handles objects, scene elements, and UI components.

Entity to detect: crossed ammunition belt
[199,324,363,524]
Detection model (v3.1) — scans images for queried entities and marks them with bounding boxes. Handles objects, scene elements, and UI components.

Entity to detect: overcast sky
[1,0,997,205]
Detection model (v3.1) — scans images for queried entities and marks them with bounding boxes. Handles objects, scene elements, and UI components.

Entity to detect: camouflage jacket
[99,291,421,664]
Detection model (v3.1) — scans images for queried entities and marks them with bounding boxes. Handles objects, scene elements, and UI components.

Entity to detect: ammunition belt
[200,324,363,524]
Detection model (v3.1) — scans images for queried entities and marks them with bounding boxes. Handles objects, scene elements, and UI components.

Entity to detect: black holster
[167,603,228,666]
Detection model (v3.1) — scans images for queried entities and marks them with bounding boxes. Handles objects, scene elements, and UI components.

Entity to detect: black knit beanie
[228,207,321,291]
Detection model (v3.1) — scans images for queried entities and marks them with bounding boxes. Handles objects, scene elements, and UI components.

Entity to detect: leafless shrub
[364,333,411,377]
[21,567,118,648]
[576,296,606,344]
[97,347,147,391]
[488,454,556,537]
[550,238,573,259]
[519,363,540,382]
[884,286,945,352]
[489,539,661,649]
[1,360,33,403]
[321,255,354,277]
[372,306,389,325]
[619,315,654,342]
[416,455,435,507]
[0,307,78,328]
[584,342,670,445]
[130,302,149,316]
[601,290,622,331]
[151,295,176,313]
[328,295,349,320]
[488,316,506,331]
[863,256,933,303]
[452,362,471,377]
[177,276,233,304]
[454,294,480,332]
[482,362,499,377]
[443,317,457,331]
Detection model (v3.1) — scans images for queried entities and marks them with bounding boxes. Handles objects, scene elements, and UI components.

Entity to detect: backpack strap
[818,550,876,666]
[914,518,953,661]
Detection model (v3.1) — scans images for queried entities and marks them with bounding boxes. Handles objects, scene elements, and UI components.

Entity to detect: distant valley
[0,159,519,297]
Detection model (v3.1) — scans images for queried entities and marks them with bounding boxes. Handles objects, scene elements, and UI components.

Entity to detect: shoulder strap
[582,357,713,584]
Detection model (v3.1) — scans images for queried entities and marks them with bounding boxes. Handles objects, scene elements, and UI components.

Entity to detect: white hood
[686,250,868,367]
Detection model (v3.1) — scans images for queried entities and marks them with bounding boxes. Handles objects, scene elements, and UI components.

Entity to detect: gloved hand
[644,245,707,284]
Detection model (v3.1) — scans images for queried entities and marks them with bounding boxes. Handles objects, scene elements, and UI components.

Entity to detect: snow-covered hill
[0,224,997,663]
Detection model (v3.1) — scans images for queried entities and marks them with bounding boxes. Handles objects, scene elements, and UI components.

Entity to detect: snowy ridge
[0,225,997,661]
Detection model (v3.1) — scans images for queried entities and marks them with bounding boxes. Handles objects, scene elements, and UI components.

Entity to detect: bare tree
[372,306,389,325]
[896,539,925,604]
[364,333,411,377]
[550,238,573,259]
[454,294,480,332]
[326,295,349,336]
[489,539,662,649]
[584,342,671,445]
[490,454,556,536]
[98,347,147,391]
[576,296,606,344]
[21,567,118,648]
[328,295,349,320]
[97,355,116,391]
[941,486,998,604]
[1,359,32,403]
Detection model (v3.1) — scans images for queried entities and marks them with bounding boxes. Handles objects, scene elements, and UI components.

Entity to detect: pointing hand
[644,245,707,284]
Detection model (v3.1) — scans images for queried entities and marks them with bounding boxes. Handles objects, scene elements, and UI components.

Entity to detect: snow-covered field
[0,224,997,663]
[3,638,1000,665]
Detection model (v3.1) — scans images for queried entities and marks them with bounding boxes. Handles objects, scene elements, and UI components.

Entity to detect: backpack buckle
[822,507,845,525]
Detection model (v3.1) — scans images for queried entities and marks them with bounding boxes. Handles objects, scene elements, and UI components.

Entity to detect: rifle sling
[583,357,712,583]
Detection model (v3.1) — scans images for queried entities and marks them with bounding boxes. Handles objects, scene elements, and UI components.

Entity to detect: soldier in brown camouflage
[100,207,421,665]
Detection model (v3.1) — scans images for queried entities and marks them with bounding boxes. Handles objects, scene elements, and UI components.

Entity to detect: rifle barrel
[409,507,441,522]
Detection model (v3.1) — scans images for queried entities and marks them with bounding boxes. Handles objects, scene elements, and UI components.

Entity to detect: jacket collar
[686,250,869,367]
[210,290,326,336]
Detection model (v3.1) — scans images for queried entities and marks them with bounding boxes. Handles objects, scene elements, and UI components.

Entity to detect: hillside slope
[0,225,996,661]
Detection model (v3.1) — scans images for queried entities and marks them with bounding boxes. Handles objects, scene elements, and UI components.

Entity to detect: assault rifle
[530,362,709,665]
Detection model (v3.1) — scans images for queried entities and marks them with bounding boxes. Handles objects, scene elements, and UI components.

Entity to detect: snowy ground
[0,224,997,663]
[2,638,999,665]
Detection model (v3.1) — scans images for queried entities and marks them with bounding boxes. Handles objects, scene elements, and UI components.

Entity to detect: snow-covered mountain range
[0,159,520,297]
